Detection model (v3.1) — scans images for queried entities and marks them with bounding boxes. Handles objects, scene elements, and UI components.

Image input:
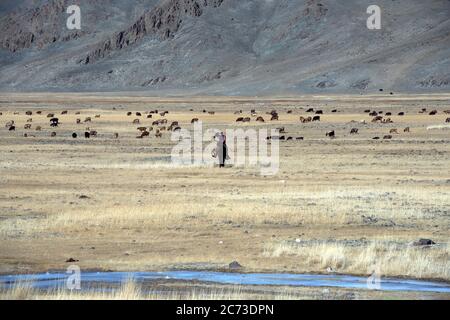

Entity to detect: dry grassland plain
[0,93,449,299]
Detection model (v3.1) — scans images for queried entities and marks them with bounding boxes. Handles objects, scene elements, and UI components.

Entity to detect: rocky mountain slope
[0,0,449,94]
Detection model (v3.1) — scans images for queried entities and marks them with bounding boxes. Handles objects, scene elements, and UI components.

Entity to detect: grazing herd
[232,106,449,141]
[2,106,449,143]
[1,108,184,140]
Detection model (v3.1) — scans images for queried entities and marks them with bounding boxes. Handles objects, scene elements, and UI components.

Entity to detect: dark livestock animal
[372,116,383,123]
[299,116,312,123]
[350,128,359,134]
[446,117,450,123]
[168,121,179,131]
[137,131,150,138]
[50,118,59,127]
[312,116,321,122]
[326,130,335,138]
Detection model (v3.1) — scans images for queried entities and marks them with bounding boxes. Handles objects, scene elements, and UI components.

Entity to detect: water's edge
[1,271,450,293]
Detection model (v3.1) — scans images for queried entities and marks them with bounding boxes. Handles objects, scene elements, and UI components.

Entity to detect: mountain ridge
[0,0,449,94]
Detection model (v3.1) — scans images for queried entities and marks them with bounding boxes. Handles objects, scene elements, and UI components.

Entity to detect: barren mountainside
[0,0,449,94]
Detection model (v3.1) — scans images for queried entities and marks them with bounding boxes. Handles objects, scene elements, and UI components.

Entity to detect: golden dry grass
[0,93,449,299]
[264,240,450,280]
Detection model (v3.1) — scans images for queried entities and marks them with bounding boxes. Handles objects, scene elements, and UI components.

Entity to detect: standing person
[216,132,227,168]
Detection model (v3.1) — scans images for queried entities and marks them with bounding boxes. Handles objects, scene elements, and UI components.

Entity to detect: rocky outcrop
[303,0,328,20]
[228,261,242,270]
[0,0,83,52]
[413,239,436,246]
[418,76,450,88]
[80,0,224,64]
[351,79,371,90]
